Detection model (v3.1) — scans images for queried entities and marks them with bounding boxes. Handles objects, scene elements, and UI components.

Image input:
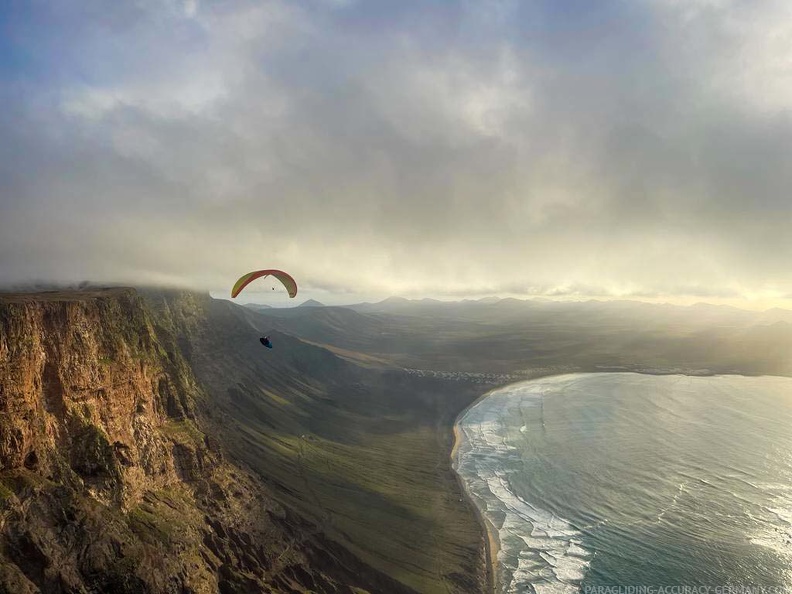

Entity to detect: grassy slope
[149,292,488,594]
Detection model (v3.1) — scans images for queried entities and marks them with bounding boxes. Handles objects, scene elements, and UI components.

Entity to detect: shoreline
[452,422,500,594]
[451,388,502,594]
[449,372,571,594]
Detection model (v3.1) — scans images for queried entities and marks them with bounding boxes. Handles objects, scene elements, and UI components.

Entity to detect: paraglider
[231,269,297,299]
[232,269,296,352]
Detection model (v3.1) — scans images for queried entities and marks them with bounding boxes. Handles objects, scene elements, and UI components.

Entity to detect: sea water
[454,373,792,593]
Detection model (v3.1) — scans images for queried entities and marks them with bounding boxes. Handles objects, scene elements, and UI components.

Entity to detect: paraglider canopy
[231,269,298,299]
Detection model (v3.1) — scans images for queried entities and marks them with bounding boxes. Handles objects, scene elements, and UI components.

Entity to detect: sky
[1,0,791,307]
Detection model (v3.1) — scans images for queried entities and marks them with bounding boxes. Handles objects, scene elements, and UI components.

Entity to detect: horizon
[3,281,792,313]
[217,291,792,313]
[8,281,792,313]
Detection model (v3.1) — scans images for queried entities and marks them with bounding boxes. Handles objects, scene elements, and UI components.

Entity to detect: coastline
[451,390,501,594]
[448,372,578,594]
[449,373,569,594]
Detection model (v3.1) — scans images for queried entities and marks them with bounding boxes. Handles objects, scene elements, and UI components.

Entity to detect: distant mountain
[243,302,272,311]
[297,298,325,307]
[347,296,411,313]
[381,296,410,304]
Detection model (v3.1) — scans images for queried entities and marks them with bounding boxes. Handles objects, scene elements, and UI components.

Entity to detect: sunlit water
[454,373,792,593]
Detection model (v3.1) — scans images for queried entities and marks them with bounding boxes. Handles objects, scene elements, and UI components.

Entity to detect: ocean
[453,373,792,594]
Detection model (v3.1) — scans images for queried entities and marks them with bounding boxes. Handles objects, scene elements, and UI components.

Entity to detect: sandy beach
[452,414,500,594]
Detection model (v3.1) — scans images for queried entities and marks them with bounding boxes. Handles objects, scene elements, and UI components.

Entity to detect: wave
[457,376,592,593]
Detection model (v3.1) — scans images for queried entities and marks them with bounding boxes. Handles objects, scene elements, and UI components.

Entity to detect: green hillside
[147,291,489,594]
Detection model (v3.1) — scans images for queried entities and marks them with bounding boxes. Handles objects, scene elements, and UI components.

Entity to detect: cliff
[0,288,487,593]
[0,289,427,593]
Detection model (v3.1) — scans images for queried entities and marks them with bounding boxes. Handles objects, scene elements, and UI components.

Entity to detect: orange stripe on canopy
[231,269,298,298]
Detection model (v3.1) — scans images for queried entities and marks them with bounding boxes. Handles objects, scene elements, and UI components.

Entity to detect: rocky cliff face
[0,288,414,593]
[0,290,193,505]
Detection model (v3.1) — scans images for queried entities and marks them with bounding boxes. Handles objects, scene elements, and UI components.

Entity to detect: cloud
[1,0,790,304]
[648,0,792,114]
